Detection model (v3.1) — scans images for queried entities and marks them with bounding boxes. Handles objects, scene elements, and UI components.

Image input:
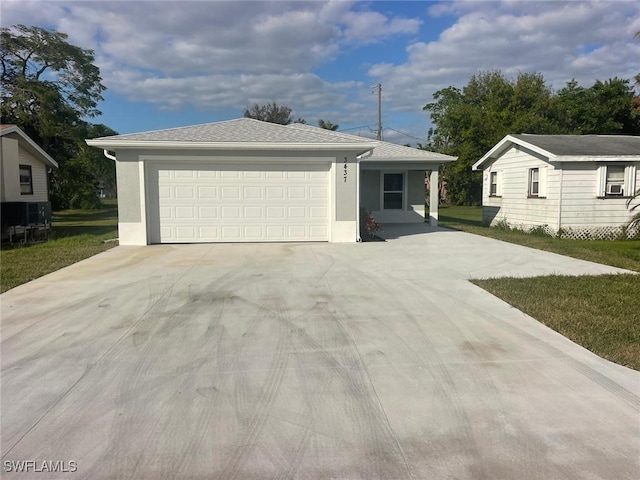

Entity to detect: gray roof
[513,134,640,156]
[366,140,455,162]
[87,118,455,163]
[90,118,377,145]
[287,123,455,162]
[473,133,640,170]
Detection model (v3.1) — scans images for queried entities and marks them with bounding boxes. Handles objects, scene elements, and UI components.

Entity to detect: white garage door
[149,163,330,243]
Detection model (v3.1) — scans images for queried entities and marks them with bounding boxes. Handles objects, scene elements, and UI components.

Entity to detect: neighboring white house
[472,134,640,239]
[86,118,455,245]
[1,125,59,239]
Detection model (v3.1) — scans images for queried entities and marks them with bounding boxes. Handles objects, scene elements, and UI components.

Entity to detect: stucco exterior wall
[407,170,426,218]
[361,168,427,223]
[112,148,361,244]
[360,169,380,211]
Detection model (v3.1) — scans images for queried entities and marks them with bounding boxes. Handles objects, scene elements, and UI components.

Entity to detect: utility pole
[372,83,382,140]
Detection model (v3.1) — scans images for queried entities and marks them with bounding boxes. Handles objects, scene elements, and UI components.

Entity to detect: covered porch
[358,142,456,227]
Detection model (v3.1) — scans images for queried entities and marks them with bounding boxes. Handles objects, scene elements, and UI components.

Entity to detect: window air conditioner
[606,184,623,195]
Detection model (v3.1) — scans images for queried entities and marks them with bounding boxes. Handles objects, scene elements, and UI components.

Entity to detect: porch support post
[429,169,439,227]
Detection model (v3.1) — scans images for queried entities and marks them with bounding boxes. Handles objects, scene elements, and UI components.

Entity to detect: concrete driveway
[2,226,638,479]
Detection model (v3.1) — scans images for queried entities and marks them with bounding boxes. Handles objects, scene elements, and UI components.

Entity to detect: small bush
[359,206,383,241]
[493,218,511,231]
[528,224,552,237]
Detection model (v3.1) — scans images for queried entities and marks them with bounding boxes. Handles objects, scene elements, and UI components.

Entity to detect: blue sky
[2,1,639,145]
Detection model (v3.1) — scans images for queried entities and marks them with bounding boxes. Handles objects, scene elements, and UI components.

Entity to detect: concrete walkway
[2,227,638,479]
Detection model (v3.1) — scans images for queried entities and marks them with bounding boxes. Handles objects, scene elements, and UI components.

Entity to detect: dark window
[528,168,539,197]
[383,173,404,210]
[20,165,33,195]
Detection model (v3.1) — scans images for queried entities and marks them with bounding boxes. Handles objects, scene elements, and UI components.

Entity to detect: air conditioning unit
[606,184,623,195]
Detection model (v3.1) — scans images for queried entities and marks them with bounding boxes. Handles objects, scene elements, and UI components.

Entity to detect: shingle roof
[87,118,455,163]
[91,118,377,145]
[473,133,640,170]
[366,140,455,162]
[287,123,455,162]
[513,134,640,156]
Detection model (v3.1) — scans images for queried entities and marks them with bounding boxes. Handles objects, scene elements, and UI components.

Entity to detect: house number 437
[343,157,348,182]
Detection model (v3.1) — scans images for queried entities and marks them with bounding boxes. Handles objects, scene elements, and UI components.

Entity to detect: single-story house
[472,134,640,239]
[1,125,58,239]
[86,118,455,245]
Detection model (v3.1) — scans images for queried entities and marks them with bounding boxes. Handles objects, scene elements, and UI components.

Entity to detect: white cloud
[341,10,422,44]
[371,1,640,114]
[2,0,638,144]
[1,0,419,127]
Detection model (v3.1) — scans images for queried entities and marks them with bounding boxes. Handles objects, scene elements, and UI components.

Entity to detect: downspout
[103,149,117,161]
[355,149,374,242]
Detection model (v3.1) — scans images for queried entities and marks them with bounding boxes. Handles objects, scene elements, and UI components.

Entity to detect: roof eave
[85,139,377,152]
[364,157,457,163]
[556,155,640,162]
[472,134,556,170]
[1,125,59,168]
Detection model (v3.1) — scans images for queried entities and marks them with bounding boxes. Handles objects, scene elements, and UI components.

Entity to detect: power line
[385,127,425,142]
[338,125,375,133]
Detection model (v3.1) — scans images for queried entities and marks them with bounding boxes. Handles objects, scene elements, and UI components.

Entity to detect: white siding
[1,137,21,202]
[18,146,49,202]
[482,146,560,230]
[560,162,640,227]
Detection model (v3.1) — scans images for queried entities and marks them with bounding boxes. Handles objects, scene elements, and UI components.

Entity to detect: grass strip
[472,274,640,370]
[1,201,118,293]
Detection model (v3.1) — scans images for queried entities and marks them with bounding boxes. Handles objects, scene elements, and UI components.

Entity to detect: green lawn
[439,206,640,272]
[0,200,119,293]
[440,205,639,370]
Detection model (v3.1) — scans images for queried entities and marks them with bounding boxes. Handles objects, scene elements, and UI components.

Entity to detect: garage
[147,162,330,243]
[86,118,379,245]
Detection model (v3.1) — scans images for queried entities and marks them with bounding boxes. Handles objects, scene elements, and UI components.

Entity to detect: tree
[318,119,339,131]
[636,31,640,87]
[557,78,639,134]
[293,118,307,124]
[423,71,639,205]
[243,101,292,124]
[1,25,105,122]
[1,25,110,209]
[54,123,118,208]
[423,71,558,204]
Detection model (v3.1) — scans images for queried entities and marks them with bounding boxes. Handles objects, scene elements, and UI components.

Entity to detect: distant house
[472,134,640,239]
[1,125,58,241]
[86,118,456,245]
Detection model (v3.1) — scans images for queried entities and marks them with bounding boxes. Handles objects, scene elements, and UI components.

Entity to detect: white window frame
[528,167,539,197]
[527,166,547,198]
[605,165,625,196]
[490,171,498,196]
[597,164,636,198]
[380,171,406,210]
[19,164,33,195]
[488,170,503,197]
